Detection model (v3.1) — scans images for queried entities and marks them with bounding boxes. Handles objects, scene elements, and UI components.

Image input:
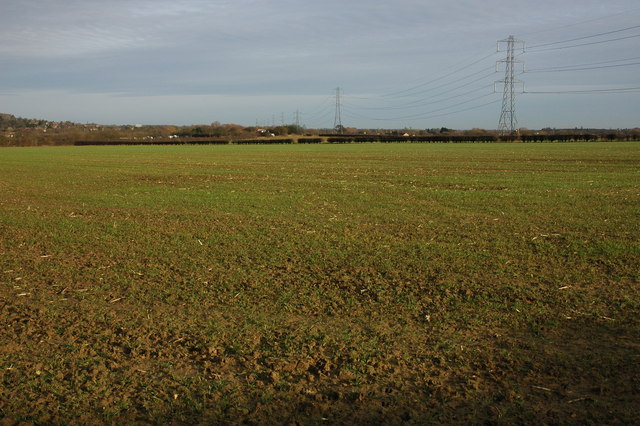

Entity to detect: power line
[527,61,640,73]
[305,93,335,114]
[527,33,640,52]
[343,91,495,122]
[420,98,501,121]
[301,92,336,127]
[341,64,498,123]
[320,14,639,129]
[345,84,493,112]
[343,97,500,123]
[379,52,496,98]
[517,7,640,38]
[345,67,497,116]
[525,87,640,94]
[338,49,502,124]
[387,65,495,99]
[527,24,640,49]
[526,56,640,72]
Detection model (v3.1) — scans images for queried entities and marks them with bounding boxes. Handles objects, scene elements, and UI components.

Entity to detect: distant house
[257,129,276,137]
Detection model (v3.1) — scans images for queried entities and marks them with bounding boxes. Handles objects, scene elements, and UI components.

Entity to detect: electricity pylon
[497,35,525,135]
[294,109,301,134]
[333,87,343,134]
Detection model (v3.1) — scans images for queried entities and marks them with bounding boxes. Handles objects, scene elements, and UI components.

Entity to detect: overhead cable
[525,86,640,94]
[343,92,495,121]
[526,55,640,72]
[379,52,496,98]
[527,61,640,73]
[527,33,640,52]
[528,24,640,49]
[517,7,640,37]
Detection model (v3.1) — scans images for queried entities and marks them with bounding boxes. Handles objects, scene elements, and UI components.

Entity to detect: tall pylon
[294,109,301,134]
[333,87,343,134]
[497,36,525,135]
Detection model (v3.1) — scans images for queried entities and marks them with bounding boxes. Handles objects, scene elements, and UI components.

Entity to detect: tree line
[2,113,639,146]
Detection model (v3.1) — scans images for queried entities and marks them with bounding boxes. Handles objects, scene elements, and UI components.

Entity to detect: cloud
[1,0,639,128]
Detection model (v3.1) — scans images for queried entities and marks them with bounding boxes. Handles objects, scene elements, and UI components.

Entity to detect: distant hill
[0,113,48,130]
[0,113,88,132]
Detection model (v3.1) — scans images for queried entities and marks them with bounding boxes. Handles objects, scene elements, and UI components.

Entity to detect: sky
[0,0,638,129]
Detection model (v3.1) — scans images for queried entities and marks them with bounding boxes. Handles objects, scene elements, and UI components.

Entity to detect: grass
[1,142,639,423]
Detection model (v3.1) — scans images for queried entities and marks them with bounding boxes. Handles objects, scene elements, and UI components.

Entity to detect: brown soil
[2,292,638,424]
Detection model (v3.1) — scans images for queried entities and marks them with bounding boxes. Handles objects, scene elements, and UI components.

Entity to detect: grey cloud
[1,0,638,128]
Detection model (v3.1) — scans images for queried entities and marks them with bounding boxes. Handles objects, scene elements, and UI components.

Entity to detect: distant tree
[223,124,244,138]
[192,127,207,137]
[161,126,178,137]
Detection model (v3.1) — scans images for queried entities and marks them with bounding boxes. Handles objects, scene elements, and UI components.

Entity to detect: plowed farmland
[1,142,639,423]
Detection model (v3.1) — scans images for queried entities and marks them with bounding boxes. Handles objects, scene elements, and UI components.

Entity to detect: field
[1,142,639,423]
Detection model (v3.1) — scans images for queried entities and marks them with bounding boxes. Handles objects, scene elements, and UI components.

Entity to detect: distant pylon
[496,36,525,135]
[333,87,343,134]
[294,109,301,134]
